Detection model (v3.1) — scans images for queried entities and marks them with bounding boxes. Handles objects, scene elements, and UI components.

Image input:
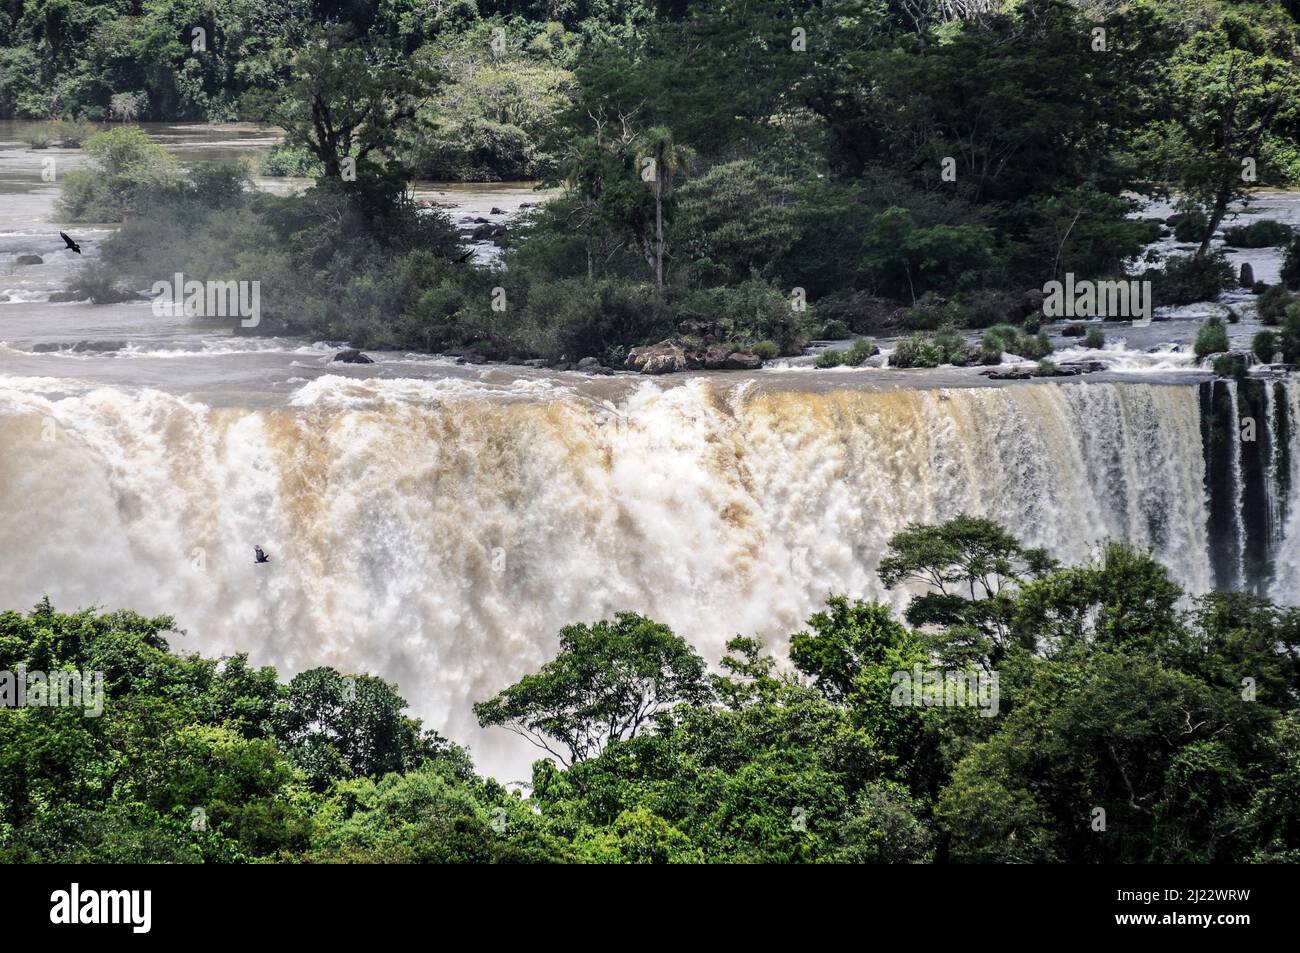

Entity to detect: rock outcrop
[624,339,764,374]
[332,349,374,364]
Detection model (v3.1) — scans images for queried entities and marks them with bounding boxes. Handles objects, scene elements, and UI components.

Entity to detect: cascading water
[0,374,1293,777]
[1199,375,1299,595]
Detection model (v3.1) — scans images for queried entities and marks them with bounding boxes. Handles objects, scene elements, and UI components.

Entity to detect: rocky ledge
[624,339,763,375]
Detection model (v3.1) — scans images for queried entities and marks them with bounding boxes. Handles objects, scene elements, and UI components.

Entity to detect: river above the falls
[6,120,1300,408]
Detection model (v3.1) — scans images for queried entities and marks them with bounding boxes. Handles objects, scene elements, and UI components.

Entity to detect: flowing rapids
[1,374,1292,778]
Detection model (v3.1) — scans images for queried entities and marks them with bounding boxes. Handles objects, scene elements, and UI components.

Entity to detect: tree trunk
[1199,185,1232,257]
[654,185,664,290]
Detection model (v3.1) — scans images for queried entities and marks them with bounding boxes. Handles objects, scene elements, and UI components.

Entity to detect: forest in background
[12,0,1300,364]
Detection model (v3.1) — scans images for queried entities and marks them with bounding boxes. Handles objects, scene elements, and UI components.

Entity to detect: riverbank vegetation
[31,0,1300,360]
[3,516,1296,863]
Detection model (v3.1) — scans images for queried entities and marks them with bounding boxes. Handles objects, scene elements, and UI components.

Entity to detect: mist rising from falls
[0,375,1287,778]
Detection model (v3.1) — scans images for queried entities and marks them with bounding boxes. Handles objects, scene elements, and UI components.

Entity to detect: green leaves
[474,611,712,766]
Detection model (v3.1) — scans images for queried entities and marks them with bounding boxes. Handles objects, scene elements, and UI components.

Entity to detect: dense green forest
[19,0,1300,362]
[2,517,1296,863]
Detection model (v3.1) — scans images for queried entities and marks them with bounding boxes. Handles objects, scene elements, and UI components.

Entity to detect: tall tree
[474,613,712,766]
[247,27,438,178]
[1140,12,1300,254]
[636,125,689,289]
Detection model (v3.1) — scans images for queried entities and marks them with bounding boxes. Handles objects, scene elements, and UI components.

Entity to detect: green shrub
[1212,353,1248,378]
[890,334,945,368]
[1257,285,1294,324]
[1194,316,1229,360]
[1084,327,1105,349]
[260,145,324,178]
[24,124,52,148]
[69,260,140,304]
[1282,237,1300,289]
[1253,330,1279,364]
[752,340,780,360]
[980,324,1052,360]
[1222,219,1292,248]
[981,327,1010,362]
[674,279,804,354]
[51,120,95,147]
[843,337,878,366]
[932,325,967,364]
[1280,304,1300,363]
[1151,253,1234,307]
[1172,209,1207,243]
[815,349,845,368]
[1023,313,1042,335]
[58,127,181,222]
[820,319,851,339]
[1023,331,1054,360]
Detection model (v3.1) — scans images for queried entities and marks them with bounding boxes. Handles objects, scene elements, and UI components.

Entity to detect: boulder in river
[332,349,374,364]
[1056,360,1106,375]
[32,340,127,353]
[626,339,692,374]
[626,340,763,374]
[1240,262,1254,288]
[701,345,762,370]
[15,254,43,265]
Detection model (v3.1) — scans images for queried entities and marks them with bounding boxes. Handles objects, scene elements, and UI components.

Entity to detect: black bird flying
[59,232,81,254]
[254,546,270,564]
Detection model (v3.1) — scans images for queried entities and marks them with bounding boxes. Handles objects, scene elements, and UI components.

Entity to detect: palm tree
[636,126,690,291]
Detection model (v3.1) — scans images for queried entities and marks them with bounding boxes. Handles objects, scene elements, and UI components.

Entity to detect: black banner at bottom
[0,863,1287,939]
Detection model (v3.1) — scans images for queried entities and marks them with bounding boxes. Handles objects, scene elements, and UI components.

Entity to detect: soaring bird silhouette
[59,232,81,254]
[254,546,271,564]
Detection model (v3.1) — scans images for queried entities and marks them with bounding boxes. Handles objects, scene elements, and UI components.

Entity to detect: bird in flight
[254,546,271,564]
[59,232,81,254]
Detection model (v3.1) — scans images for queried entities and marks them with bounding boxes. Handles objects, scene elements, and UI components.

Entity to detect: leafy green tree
[58,127,181,221]
[474,612,712,765]
[635,125,689,290]
[307,761,572,863]
[877,515,1057,666]
[1012,542,1184,659]
[247,28,438,178]
[1194,315,1231,358]
[937,651,1260,863]
[828,780,934,864]
[1139,11,1300,254]
[273,667,457,790]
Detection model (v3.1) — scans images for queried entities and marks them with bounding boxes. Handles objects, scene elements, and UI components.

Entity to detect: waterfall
[0,374,1291,777]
